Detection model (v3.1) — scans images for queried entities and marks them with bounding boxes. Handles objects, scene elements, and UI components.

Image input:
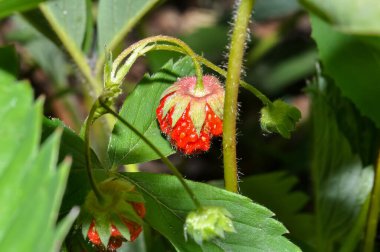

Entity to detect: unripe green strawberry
[156,75,224,154]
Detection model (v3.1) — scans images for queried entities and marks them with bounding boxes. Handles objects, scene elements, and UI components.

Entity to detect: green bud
[184,207,235,245]
[260,99,301,138]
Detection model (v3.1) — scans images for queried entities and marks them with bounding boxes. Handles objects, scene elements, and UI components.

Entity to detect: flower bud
[184,206,235,245]
[260,100,301,138]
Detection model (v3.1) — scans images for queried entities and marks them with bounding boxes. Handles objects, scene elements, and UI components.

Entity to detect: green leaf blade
[309,75,374,250]
[97,0,160,61]
[310,15,380,129]
[123,172,301,252]
[0,72,75,251]
[0,0,46,18]
[42,0,87,48]
[301,0,380,35]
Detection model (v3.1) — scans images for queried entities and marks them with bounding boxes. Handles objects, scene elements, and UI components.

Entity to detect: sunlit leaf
[300,0,380,35]
[97,0,160,68]
[0,0,46,18]
[0,73,77,251]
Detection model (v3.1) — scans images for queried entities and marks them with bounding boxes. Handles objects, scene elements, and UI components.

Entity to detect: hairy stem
[363,150,380,252]
[99,99,202,209]
[223,0,255,193]
[84,101,104,202]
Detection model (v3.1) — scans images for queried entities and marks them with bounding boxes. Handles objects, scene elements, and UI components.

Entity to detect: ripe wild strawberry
[156,75,224,154]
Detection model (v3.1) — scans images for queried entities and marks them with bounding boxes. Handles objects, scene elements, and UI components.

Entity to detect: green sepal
[79,210,93,240]
[260,99,301,138]
[170,96,191,127]
[122,191,145,203]
[189,100,206,135]
[104,50,113,88]
[118,201,143,225]
[207,94,224,119]
[111,214,131,241]
[95,217,112,247]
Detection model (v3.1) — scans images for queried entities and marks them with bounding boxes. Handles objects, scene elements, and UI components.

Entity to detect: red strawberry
[87,204,145,251]
[156,75,224,154]
[83,180,146,251]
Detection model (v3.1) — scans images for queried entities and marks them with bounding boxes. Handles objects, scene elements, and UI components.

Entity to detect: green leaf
[320,75,380,166]
[0,0,46,18]
[108,57,195,165]
[240,172,314,243]
[260,99,301,138]
[0,73,77,251]
[253,49,318,94]
[310,15,380,128]
[300,0,380,35]
[20,9,62,47]
[42,118,103,171]
[122,172,301,252]
[309,75,374,251]
[0,45,19,78]
[97,0,160,68]
[8,16,69,86]
[42,0,87,48]
[254,0,300,21]
[41,117,106,215]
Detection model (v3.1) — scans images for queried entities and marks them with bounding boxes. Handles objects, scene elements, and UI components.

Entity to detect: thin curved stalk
[363,150,380,252]
[84,101,104,202]
[111,35,204,89]
[138,44,271,105]
[98,98,202,209]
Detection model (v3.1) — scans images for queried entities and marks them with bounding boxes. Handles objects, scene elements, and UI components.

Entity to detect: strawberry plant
[1,0,380,252]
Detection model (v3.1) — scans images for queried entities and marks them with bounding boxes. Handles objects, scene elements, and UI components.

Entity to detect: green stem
[111,35,203,89]
[84,101,104,202]
[195,56,271,106]
[363,150,380,252]
[39,4,102,96]
[98,99,202,209]
[142,44,271,105]
[223,0,255,193]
